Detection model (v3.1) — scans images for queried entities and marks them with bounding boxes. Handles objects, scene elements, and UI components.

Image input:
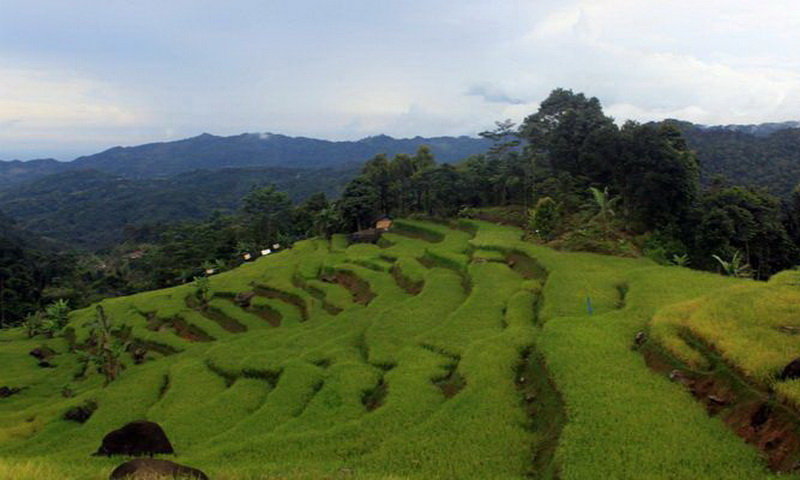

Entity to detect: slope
[0,219,792,479]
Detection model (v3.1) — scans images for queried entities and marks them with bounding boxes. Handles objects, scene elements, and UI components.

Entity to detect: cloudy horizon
[1,0,799,160]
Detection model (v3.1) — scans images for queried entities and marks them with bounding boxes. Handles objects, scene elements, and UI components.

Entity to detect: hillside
[675,121,800,198]
[0,218,795,479]
[0,167,357,250]
[0,133,491,188]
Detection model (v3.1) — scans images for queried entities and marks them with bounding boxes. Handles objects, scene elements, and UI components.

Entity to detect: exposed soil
[299,283,343,315]
[643,339,800,472]
[391,264,424,295]
[506,251,549,281]
[146,313,215,342]
[434,366,466,399]
[128,338,181,357]
[322,271,376,305]
[362,378,388,411]
[516,346,566,480]
[249,304,284,326]
[253,285,310,321]
[193,304,247,334]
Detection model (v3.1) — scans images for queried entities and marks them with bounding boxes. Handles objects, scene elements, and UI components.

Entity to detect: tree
[41,299,70,337]
[520,88,617,181]
[588,186,619,236]
[80,306,129,385]
[614,122,699,231]
[362,154,392,214]
[338,177,379,231]
[529,197,559,241]
[692,186,796,278]
[241,185,291,246]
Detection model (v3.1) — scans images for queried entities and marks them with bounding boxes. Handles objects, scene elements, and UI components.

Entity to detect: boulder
[95,421,174,457]
[778,358,800,380]
[109,458,208,480]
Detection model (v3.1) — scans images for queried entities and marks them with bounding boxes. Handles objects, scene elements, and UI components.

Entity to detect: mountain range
[2,122,800,250]
[0,133,492,187]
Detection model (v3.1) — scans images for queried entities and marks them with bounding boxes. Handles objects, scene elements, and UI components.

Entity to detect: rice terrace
[2,218,800,479]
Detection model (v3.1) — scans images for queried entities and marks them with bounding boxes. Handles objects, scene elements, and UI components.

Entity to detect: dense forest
[2,88,800,328]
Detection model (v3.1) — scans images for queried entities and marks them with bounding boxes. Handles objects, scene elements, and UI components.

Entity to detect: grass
[0,219,795,479]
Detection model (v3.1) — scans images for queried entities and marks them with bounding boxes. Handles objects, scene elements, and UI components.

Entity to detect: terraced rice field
[0,219,795,479]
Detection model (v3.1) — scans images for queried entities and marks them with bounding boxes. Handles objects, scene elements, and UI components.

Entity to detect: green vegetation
[0,218,795,479]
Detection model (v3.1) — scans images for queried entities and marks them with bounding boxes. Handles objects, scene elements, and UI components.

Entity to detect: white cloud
[0,66,142,128]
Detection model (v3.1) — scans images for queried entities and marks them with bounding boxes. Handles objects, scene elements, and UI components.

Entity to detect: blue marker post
[586,296,594,315]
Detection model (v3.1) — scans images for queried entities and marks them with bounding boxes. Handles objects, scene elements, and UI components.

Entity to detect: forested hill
[0,133,491,186]
[672,121,800,198]
[71,133,492,177]
[0,166,357,250]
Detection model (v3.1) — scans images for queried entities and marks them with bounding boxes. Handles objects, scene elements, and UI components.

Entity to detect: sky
[1,0,799,160]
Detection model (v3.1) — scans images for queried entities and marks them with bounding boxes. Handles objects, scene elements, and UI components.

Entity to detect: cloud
[1,0,799,158]
[465,84,526,105]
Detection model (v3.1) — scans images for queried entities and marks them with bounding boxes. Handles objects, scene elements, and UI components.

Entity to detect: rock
[524,392,537,403]
[777,326,800,335]
[95,420,174,457]
[633,331,647,349]
[64,401,97,423]
[234,291,256,308]
[109,458,208,480]
[0,386,21,398]
[778,358,800,380]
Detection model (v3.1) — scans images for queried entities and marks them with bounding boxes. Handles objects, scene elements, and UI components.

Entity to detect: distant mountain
[697,121,800,137]
[0,133,492,188]
[0,158,69,189]
[0,166,358,250]
[669,121,800,198]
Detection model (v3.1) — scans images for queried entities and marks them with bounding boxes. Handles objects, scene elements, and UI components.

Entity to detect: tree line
[4,87,800,327]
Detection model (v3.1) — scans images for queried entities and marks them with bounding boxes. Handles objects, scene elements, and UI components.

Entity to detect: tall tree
[240,185,292,246]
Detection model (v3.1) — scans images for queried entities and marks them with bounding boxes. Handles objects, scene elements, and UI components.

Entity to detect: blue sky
[1,0,798,159]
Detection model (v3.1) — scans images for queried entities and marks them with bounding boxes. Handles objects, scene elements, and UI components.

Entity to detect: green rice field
[0,218,796,479]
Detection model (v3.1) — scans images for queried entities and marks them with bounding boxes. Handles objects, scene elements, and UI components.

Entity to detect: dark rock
[778,358,800,380]
[37,360,55,368]
[234,291,256,308]
[0,386,21,398]
[95,420,174,457]
[64,400,97,423]
[109,458,208,480]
